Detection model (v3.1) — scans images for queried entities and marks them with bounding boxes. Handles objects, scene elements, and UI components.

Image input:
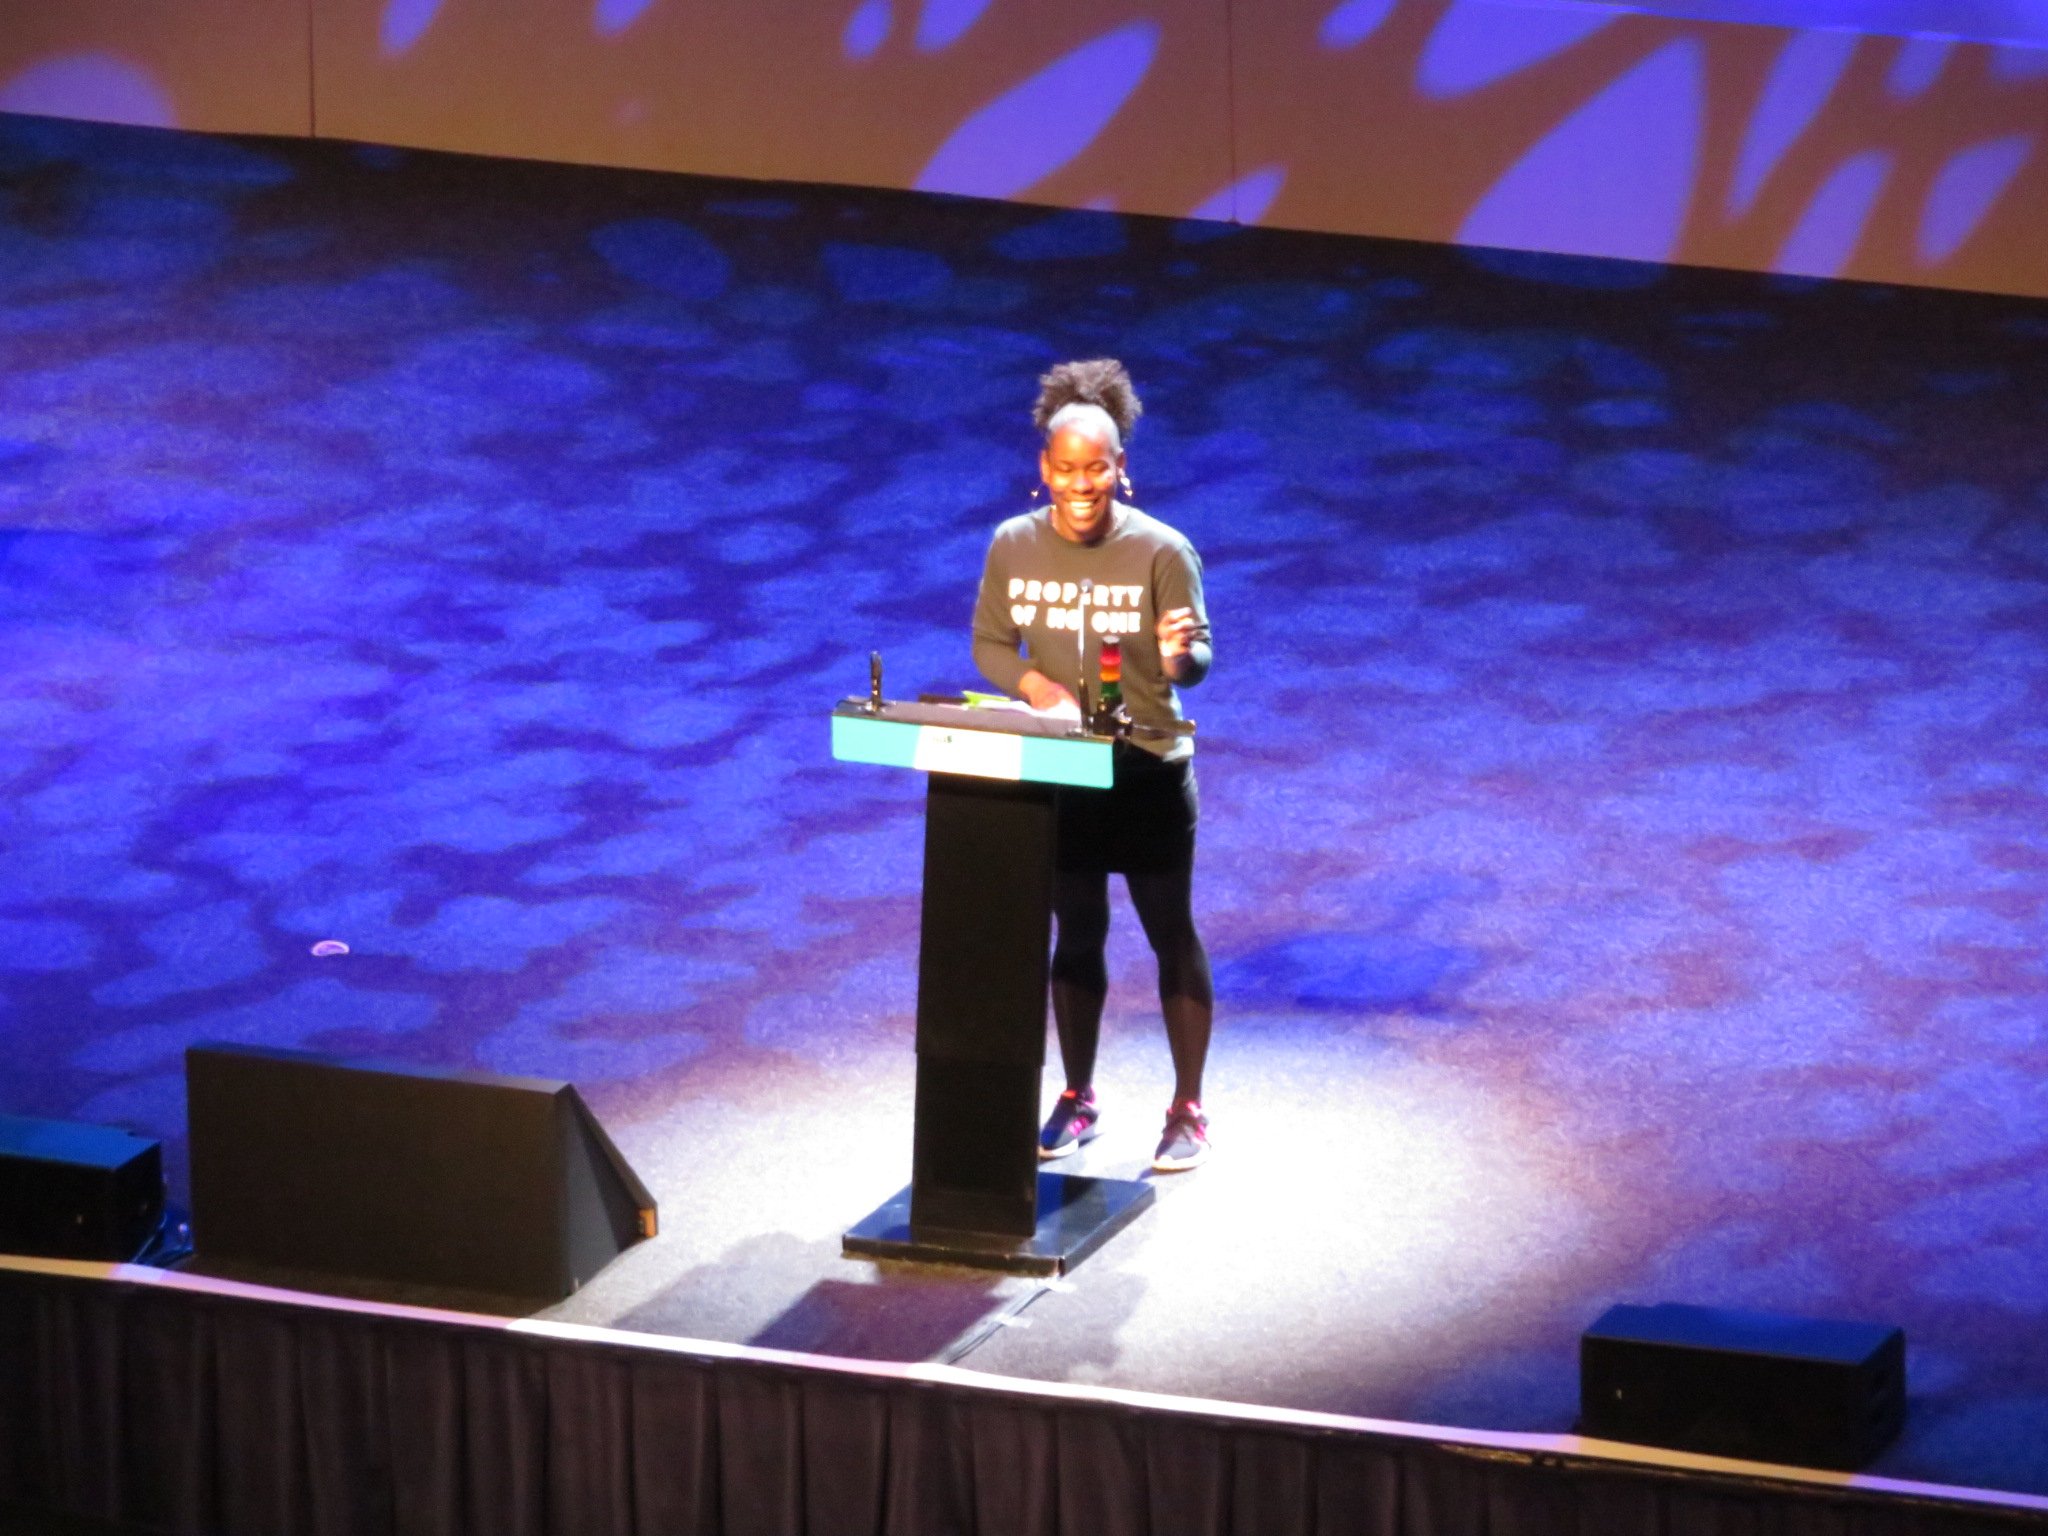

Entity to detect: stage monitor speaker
[1581,1302,1905,1471]
[186,1044,656,1304]
[0,1115,164,1262]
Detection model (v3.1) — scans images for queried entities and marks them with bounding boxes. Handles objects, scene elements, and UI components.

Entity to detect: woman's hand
[1019,670,1079,713]
[1157,606,1200,678]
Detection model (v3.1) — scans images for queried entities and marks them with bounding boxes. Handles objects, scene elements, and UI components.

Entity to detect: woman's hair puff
[1032,359,1142,442]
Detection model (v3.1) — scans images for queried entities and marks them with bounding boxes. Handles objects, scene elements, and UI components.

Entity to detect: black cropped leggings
[1050,863,1215,1107]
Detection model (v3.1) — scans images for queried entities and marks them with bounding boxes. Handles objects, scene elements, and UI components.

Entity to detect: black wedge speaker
[186,1044,655,1303]
[1581,1302,1905,1470]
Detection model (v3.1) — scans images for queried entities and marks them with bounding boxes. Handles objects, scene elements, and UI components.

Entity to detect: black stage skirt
[1056,748,1197,876]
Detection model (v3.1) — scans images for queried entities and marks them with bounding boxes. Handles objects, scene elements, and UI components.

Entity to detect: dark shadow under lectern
[833,699,1155,1275]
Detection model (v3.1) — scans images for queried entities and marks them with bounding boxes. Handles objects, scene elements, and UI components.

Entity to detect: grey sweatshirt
[971,505,1212,762]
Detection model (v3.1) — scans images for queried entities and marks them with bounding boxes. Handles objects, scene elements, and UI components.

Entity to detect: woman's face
[1041,421,1124,544]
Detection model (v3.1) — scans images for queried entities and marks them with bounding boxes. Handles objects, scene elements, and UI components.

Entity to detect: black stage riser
[0,1268,2033,1536]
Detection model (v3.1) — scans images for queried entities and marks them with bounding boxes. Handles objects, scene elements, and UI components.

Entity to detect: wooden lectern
[833,698,1155,1275]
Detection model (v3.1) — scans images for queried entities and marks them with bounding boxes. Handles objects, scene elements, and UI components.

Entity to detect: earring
[1029,483,1044,501]
[1118,470,1134,498]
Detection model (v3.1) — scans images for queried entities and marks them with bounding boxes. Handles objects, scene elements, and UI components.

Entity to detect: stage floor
[4,110,2048,1502]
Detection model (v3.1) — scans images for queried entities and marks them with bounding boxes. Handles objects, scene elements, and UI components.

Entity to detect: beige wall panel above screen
[311,0,1235,220]
[0,1,310,136]
[1232,0,2048,300]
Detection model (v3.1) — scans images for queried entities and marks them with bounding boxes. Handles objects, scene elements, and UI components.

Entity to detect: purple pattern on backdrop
[1415,0,1618,97]
[1917,134,2035,264]
[1726,29,1863,217]
[843,0,892,61]
[4,7,2045,296]
[1885,34,1955,96]
[1774,148,1890,275]
[1187,165,1287,224]
[1458,40,1704,265]
[1597,0,2048,45]
[0,54,175,129]
[379,0,445,58]
[1319,0,1400,50]
[1990,41,2048,78]
[593,0,659,39]
[913,22,1161,199]
[915,0,993,53]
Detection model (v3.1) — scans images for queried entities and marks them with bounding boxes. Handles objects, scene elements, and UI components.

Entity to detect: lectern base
[843,1172,1155,1276]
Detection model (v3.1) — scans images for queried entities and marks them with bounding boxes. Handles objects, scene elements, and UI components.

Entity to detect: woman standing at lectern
[970,359,1216,1172]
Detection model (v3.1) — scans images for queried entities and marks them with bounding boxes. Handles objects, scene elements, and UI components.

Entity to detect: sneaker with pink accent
[1151,1101,1210,1171]
[1039,1088,1100,1159]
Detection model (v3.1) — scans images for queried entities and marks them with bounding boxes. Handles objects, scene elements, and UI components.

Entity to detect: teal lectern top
[831,695,1153,1276]
[830,698,1113,788]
